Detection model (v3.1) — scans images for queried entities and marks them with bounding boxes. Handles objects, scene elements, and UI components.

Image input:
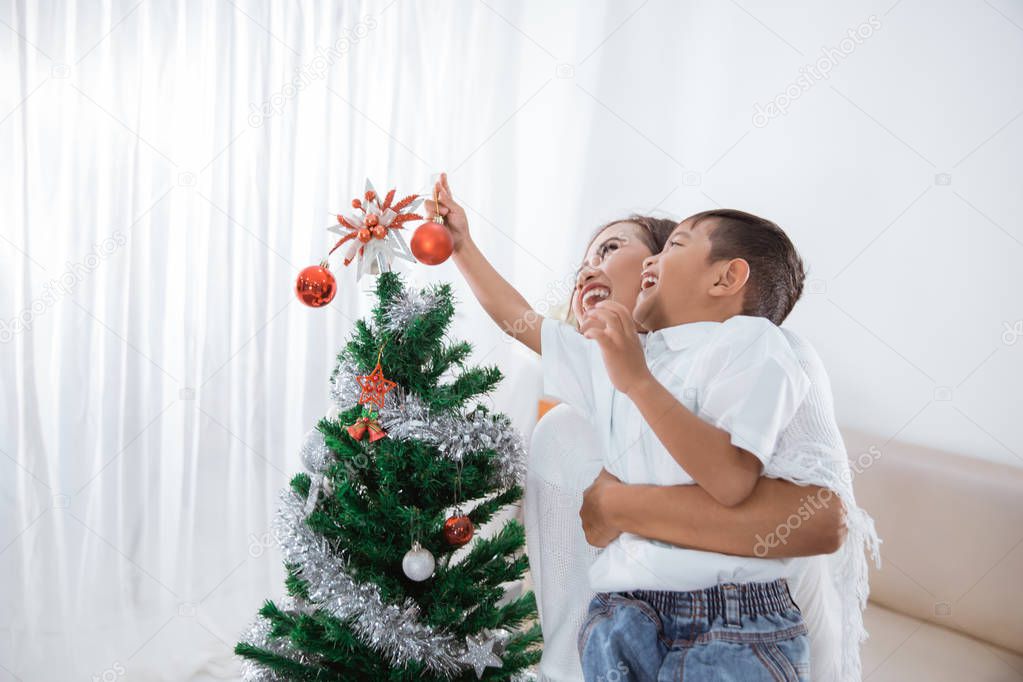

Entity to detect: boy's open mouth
[580,284,611,313]
[640,272,658,291]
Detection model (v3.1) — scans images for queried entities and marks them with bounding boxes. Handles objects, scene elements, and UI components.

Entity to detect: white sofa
[843,429,1023,680]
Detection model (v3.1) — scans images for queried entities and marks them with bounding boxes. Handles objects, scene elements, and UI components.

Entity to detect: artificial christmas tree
[236,271,541,680]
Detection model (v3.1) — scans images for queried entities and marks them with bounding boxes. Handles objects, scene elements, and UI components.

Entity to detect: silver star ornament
[461,633,503,679]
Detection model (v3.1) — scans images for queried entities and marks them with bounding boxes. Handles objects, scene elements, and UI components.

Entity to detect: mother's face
[571,222,654,327]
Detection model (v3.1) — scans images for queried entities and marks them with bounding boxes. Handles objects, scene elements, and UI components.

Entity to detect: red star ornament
[356,361,397,410]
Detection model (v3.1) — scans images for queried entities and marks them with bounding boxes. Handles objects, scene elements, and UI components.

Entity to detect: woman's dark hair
[686,209,805,325]
[585,214,678,255]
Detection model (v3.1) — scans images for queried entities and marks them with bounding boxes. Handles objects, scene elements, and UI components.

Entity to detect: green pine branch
[233,642,323,680]
[465,487,523,528]
[427,366,503,411]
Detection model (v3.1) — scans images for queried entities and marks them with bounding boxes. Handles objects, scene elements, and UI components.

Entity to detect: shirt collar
[642,321,720,353]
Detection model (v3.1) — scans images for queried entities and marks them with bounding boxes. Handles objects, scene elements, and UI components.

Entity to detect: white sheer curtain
[0,2,576,679]
[3,0,1021,679]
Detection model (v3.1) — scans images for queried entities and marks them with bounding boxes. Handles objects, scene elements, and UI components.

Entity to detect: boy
[429,174,812,680]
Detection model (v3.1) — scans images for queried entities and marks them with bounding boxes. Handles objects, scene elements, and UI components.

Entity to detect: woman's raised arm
[427,173,543,354]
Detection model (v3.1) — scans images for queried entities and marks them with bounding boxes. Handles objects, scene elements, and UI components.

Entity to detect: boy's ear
[708,258,750,298]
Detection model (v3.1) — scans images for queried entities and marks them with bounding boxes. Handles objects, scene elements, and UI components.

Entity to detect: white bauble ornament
[300,428,332,474]
[326,404,342,421]
[401,542,435,582]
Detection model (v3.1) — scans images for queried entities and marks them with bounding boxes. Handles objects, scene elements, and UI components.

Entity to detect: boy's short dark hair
[687,209,806,325]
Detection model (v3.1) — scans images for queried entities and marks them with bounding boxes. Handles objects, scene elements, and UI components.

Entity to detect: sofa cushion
[843,428,1023,655]
[862,603,1023,681]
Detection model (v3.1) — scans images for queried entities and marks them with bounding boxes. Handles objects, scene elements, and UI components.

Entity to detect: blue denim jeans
[579,579,809,682]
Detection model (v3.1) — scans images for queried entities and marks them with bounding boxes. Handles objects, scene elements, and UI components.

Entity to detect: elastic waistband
[614,579,796,620]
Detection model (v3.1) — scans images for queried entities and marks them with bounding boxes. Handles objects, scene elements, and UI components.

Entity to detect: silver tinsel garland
[329,362,526,488]
[274,487,472,676]
[380,285,446,333]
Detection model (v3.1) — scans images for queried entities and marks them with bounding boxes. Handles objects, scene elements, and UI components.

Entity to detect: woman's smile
[579,283,612,313]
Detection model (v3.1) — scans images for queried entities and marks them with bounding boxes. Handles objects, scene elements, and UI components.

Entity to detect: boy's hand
[579,300,654,396]
[423,172,471,253]
[580,468,624,548]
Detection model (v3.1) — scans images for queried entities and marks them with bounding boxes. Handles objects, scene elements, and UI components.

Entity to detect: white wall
[426,0,1023,468]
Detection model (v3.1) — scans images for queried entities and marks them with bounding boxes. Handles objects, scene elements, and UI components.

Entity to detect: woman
[522,215,877,681]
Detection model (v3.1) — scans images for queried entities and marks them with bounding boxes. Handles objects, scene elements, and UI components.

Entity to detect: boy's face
[572,222,653,327]
[633,217,722,330]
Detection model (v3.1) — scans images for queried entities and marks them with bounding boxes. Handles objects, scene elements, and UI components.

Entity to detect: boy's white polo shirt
[539,314,810,592]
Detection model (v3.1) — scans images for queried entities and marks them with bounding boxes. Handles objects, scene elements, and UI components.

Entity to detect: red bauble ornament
[295,264,337,308]
[443,515,474,546]
[371,225,387,240]
[411,221,454,265]
[365,214,379,228]
[358,228,372,243]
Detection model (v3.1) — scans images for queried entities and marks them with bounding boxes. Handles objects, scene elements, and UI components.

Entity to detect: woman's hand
[423,172,471,254]
[579,300,655,396]
[580,468,625,548]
